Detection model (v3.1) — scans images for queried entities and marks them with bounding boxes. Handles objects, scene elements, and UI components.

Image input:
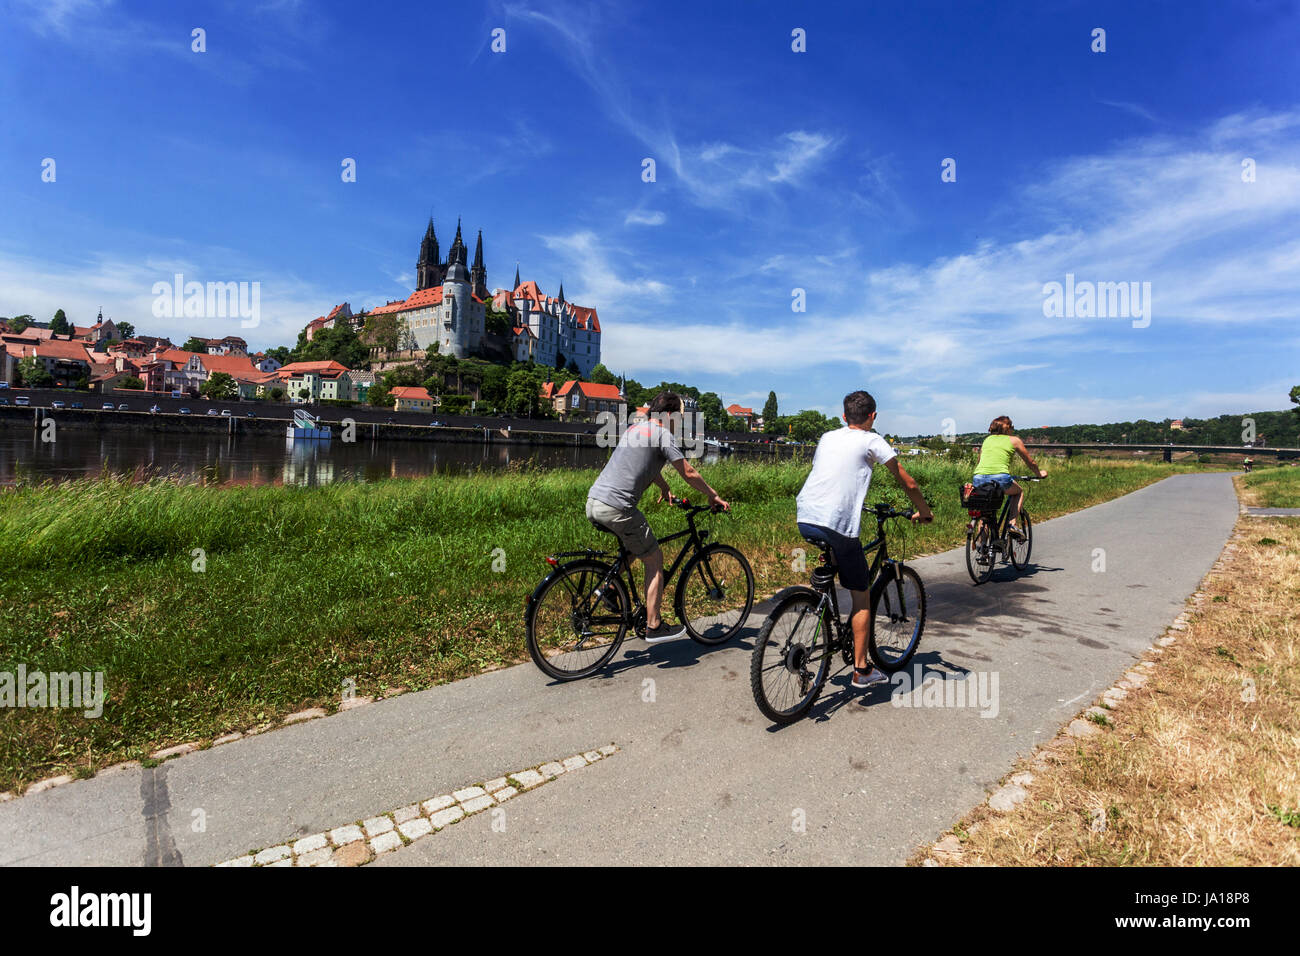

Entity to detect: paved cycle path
[1,473,1238,866]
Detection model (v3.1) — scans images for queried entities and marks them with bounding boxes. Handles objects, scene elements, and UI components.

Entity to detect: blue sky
[2,0,1298,436]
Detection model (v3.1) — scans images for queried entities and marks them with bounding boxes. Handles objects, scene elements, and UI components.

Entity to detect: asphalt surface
[0,472,1239,866]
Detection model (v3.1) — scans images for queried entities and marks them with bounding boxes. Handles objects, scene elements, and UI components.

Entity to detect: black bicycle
[749,503,928,725]
[962,475,1043,584]
[524,500,755,681]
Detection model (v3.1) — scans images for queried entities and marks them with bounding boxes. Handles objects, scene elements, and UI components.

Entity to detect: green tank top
[974,434,1015,476]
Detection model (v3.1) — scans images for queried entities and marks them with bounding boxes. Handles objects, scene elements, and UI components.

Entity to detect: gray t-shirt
[588,420,685,511]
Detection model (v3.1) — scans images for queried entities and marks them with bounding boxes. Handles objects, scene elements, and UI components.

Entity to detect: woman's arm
[1011,436,1047,477]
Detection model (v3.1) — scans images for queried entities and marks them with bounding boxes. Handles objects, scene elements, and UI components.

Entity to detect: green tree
[763,390,779,427]
[480,364,509,410]
[4,314,33,333]
[265,346,293,366]
[589,363,618,386]
[269,386,286,402]
[484,307,512,337]
[200,372,238,399]
[368,382,391,407]
[182,336,209,352]
[506,363,547,416]
[787,409,839,443]
[1290,385,1300,418]
[295,323,367,368]
[120,376,145,390]
[115,321,135,340]
[49,309,71,335]
[362,313,401,354]
[17,356,53,387]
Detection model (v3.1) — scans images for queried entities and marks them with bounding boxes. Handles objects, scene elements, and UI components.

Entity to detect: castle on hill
[305,218,602,375]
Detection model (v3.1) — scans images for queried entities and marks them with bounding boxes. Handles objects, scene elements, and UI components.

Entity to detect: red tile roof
[391,386,433,401]
[35,339,92,362]
[557,380,623,401]
[568,304,601,333]
[277,360,349,379]
[727,404,754,416]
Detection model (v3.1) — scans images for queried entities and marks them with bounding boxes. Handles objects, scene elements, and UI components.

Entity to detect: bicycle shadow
[762,648,971,731]
[589,626,759,682]
[978,561,1064,584]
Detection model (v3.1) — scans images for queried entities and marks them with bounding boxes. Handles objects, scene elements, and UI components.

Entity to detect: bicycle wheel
[868,563,926,671]
[965,521,994,584]
[1010,510,1033,570]
[749,588,833,725]
[675,544,755,646]
[525,560,630,681]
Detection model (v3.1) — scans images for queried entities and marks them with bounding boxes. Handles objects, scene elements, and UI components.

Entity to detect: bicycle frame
[548,505,715,624]
[804,510,908,645]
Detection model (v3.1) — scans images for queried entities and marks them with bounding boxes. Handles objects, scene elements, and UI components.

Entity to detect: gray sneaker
[644,621,686,643]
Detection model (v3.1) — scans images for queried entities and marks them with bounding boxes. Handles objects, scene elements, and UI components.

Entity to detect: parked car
[102,402,115,410]
[70,402,83,409]
[179,407,191,415]
[150,405,161,414]
[429,420,443,427]
[51,401,65,409]
[0,381,9,389]
[118,404,129,411]
[221,409,232,417]
[0,398,9,405]
[206,409,219,416]
[14,396,29,406]
[245,411,256,418]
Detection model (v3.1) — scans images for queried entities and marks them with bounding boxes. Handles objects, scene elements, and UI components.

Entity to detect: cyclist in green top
[971,416,1047,540]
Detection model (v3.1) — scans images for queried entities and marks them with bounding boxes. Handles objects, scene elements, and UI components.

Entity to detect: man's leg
[849,588,872,671]
[642,545,666,629]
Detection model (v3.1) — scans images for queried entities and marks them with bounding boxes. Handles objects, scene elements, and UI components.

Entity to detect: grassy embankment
[1240,465,1300,508]
[913,509,1300,866]
[0,455,1208,792]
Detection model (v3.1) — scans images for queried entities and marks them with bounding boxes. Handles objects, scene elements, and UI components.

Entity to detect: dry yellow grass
[912,513,1300,866]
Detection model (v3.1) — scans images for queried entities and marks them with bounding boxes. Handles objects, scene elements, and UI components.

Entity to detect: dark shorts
[797,522,870,592]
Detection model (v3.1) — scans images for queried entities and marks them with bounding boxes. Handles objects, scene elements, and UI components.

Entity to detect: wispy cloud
[625,209,666,226]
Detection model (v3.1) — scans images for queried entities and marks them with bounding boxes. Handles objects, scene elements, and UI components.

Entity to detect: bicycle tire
[525,559,630,681]
[868,563,926,671]
[749,588,833,725]
[965,522,994,584]
[675,543,755,646]
[1010,510,1033,570]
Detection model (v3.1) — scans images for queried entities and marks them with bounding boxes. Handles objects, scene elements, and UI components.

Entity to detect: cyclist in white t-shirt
[795,390,933,689]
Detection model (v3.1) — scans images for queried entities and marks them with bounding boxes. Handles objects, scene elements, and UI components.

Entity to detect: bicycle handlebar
[671,497,729,515]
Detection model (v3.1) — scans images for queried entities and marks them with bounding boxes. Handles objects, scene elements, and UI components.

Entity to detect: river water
[0,431,627,486]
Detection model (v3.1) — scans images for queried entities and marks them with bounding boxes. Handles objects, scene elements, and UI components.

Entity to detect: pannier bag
[960,481,1002,512]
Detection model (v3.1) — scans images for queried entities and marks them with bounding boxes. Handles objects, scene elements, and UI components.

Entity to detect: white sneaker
[851,667,888,688]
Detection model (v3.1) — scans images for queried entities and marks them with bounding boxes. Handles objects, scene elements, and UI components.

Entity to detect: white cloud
[625,209,666,226]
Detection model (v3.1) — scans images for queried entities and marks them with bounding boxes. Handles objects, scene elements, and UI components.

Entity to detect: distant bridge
[1021,442,1299,462]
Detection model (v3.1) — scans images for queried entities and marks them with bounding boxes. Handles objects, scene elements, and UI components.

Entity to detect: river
[0,431,627,486]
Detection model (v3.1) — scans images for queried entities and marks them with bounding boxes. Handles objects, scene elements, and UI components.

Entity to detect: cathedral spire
[513,263,520,289]
[473,230,484,269]
[557,281,565,303]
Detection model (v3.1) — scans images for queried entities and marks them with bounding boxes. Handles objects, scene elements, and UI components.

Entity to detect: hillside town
[0,220,770,432]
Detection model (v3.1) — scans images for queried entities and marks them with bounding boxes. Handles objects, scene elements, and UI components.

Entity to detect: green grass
[0,454,1205,791]
[1243,466,1300,508]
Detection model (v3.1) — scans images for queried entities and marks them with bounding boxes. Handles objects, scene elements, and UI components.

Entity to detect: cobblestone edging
[919,526,1246,866]
[214,745,619,868]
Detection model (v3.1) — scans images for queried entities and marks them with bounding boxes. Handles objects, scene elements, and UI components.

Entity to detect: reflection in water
[0,430,732,486]
[0,430,631,486]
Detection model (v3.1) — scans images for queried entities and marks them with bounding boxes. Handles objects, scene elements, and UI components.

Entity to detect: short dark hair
[647,391,682,415]
[989,416,1013,435]
[843,390,876,425]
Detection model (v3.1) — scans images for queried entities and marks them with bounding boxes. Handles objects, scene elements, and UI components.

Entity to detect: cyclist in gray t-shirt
[586,391,728,643]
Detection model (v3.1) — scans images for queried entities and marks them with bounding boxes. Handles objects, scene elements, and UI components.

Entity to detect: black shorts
[797,522,870,592]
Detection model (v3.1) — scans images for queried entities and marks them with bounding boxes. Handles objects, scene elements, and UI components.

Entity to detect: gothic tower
[471,230,488,300]
[416,218,443,290]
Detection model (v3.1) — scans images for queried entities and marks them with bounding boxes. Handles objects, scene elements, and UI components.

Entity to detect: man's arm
[671,458,728,510]
[1010,436,1048,477]
[652,471,675,503]
[883,457,933,522]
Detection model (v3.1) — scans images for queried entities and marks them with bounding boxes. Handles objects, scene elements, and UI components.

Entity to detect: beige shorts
[586,498,658,558]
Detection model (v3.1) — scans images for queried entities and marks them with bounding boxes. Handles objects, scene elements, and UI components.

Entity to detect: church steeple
[449,218,467,266]
[557,281,565,304]
[470,229,488,300]
[513,263,520,290]
[417,217,442,290]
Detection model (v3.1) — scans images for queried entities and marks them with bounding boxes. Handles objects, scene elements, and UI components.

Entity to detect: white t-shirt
[795,426,897,538]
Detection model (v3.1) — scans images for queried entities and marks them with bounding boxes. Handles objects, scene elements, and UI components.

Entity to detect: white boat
[286,408,331,440]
